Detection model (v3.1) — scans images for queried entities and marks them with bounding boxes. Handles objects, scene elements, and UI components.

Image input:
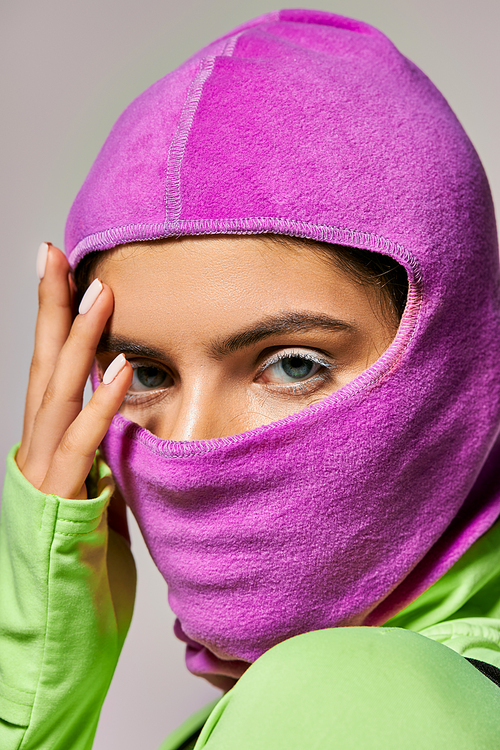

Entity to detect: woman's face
[94,235,398,440]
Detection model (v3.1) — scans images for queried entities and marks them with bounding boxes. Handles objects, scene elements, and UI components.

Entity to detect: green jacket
[2,444,500,749]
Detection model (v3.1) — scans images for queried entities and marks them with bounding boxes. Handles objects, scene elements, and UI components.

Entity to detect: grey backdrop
[1,1,499,748]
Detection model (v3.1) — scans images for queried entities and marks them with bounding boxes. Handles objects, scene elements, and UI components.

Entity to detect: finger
[22,281,114,487]
[18,244,73,468]
[39,356,132,499]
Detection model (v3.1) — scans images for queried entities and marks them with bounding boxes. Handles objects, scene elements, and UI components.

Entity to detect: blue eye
[276,356,318,381]
[262,352,329,386]
[130,365,172,392]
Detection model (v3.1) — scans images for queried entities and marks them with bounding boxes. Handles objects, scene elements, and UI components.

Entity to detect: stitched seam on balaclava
[68,217,423,278]
[164,33,245,227]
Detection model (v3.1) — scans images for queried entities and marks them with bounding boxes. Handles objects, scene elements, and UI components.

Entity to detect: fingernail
[36,242,49,280]
[103,354,127,385]
[78,278,103,315]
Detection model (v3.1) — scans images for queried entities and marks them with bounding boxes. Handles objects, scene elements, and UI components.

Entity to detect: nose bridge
[167,371,226,442]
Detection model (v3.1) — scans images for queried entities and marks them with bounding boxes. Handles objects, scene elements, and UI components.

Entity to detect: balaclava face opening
[66,9,500,687]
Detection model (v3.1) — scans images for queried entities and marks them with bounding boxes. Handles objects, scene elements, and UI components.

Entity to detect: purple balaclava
[66,10,500,689]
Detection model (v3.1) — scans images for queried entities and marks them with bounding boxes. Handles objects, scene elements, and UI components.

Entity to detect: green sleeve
[0,445,137,750]
[194,627,500,749]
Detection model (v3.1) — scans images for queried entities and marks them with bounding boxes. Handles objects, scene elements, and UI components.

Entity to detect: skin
[17,235,398,501]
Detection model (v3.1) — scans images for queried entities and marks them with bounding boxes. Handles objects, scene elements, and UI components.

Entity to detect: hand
[16,243,133,500]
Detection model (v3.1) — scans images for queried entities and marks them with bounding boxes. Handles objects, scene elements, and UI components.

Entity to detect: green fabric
[194,628,500,749]
[0,445,136,750]
[158,700,220,750]
[384,519,500,670]
[387,517,500,631]
[2,442,500,749]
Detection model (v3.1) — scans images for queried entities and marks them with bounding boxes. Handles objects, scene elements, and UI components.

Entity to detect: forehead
[94,235,389,348]
[97,234,371,301]
[97,235,358,298]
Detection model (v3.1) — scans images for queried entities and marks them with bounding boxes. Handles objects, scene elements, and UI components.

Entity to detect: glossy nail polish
[36,242,49,280]
[78,278,103,315]
[103,354,127,385]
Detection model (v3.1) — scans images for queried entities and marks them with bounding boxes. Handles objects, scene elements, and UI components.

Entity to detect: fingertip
[78,278,104,315]
[96,282,116,319]
[50,244,71,273]
[86,356,132,422]
[102,353,128,385]
[36,242,50,280]
[38,242,70,285]
[97,281,115,307]
[100,356,133,397]
[75,280,114,322]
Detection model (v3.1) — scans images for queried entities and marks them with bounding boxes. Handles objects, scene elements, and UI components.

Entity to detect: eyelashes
[121,361,173,404]
[101,348,337,406]
[256,349,336,394]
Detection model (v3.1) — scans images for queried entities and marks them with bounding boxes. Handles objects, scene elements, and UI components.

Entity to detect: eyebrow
[97,312,352,361]
[97,335,166,360]
[208,312,352,359]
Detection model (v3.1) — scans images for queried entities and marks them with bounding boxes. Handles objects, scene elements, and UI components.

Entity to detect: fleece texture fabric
[2,445,500,749]
[65,10,500,685]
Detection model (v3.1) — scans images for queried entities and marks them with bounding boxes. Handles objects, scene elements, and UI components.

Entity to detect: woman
[2,9,500,749]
